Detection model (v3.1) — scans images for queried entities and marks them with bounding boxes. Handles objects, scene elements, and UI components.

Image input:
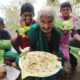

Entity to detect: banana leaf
[63,18,74,30]
[54,19,63,29]
[69,46,80,61]
[11,23,20,30]
[0,40,11,49]
[18,26,31,35]
[55,18,74,30]
[0,50,4,63]
[11,23,31,35]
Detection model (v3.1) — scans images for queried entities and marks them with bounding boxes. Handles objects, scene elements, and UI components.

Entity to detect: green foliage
[76,0,80,2]
[47,0,59,6]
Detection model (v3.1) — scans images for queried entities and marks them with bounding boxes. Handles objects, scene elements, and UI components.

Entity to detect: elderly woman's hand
[57,57,62,61]
[19,47,31,54]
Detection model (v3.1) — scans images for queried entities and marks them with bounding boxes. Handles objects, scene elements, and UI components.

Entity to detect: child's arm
[72,29,80,42]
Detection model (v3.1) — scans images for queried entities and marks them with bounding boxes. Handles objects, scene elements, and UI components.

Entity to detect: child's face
[60,7,71,17]
[0,24,3,32]
[21,12,33,26]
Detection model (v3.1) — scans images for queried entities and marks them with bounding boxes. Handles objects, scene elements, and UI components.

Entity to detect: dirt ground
[64,61,80,80]
[6,28,80,80]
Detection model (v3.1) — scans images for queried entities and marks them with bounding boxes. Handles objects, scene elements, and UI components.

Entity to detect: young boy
[59,2,80,72]
[19,3,35,27]
[13,3,36,53]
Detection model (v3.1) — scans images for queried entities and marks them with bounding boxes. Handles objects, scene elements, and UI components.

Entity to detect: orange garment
[18,19,36,50]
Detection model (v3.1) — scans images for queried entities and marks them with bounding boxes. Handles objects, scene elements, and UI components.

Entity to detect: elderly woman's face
[39,16,54,34]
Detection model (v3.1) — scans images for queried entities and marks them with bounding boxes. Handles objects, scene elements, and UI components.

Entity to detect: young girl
[59,2,79,72]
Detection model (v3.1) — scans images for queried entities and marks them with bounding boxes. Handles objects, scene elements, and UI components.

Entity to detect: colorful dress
[13,19,36,52]
[59,15,77,59]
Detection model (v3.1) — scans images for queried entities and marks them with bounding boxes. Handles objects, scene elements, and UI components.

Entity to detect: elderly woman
[28,7,60,53]
[25,7,63,80]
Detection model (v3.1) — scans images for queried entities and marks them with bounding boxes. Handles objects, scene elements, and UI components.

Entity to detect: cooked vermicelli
[21,51,59,74]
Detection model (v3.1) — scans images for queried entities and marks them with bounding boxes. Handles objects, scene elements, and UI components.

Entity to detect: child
[59,2,80,72]
[13,3,36,53]
[0,17,11,40]
[19,3,35,27]
[0,17,18,66]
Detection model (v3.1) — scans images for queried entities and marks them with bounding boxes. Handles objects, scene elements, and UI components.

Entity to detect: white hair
[37,6,56,22]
